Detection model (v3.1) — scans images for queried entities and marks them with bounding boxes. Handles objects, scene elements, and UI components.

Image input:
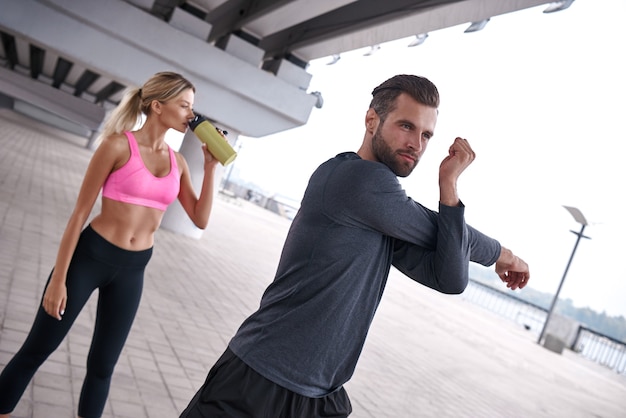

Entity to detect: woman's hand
[201,143,219,169]
[42,275,67,320]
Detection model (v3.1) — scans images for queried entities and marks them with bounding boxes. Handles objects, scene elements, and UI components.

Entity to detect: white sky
[229,0,626,317]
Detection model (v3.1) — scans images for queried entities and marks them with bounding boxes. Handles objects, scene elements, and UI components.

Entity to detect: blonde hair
[100,71,195,139]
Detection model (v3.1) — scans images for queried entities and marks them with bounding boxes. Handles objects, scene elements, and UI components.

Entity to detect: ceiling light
[464,19,490,33]
[326,54,341,65]
[408,33,429,47]
[363,45,381,56]
[543,0,575,13]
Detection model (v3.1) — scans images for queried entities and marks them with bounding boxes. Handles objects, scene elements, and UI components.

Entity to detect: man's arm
[391,204,501,294]
[438,137,475,207]
[392,239,468,294]
[393,238,530,293]
[391,203,472,294]
[392,137,529,292]
[439,137,530,289]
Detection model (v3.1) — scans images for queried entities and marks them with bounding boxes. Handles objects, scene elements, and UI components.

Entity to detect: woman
[0,71,218,417]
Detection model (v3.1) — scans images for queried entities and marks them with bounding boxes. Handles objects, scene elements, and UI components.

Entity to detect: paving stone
[0,109,625,417]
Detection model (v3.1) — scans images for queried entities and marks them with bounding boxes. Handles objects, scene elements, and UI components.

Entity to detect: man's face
[370,93,437,177]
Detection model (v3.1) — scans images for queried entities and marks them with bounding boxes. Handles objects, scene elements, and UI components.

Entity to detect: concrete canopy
[0,0,560,138]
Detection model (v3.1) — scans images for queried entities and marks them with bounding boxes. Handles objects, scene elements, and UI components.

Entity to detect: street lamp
[537,205,591,345]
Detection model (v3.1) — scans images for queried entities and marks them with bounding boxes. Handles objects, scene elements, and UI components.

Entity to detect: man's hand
[495,247,530,290]
[439,137,475,206]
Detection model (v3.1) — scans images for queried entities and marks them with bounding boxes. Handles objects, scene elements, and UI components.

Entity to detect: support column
[87,129,100,150]
[161,127,238,238]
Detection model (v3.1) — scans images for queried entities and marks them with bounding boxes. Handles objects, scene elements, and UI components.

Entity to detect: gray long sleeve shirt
[229,152,501,397]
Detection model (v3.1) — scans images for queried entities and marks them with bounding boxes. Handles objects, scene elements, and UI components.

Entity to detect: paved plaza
[1,109,625,417]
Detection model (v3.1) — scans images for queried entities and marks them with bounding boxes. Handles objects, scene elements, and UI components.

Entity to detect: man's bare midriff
[89,197,165,251]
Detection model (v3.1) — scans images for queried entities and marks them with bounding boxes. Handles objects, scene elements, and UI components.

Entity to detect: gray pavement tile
[1,110,625,417]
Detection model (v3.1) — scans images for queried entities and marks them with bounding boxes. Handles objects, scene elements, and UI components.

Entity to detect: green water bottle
[188,113,237,166]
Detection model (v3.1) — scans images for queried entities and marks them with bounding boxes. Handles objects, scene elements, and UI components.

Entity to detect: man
[181,75,530,417]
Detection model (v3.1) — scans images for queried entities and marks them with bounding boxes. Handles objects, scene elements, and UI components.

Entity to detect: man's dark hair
[369,75,439,122]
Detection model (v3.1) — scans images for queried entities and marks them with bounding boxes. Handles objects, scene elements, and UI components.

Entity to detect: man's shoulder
[313,152,398,194]
[323,152,391,175]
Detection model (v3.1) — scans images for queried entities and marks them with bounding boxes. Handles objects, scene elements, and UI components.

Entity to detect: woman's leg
[77,265,145,418]
[0,257,99,414]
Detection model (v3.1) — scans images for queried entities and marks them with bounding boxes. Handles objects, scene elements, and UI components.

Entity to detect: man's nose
[408,136,423,153]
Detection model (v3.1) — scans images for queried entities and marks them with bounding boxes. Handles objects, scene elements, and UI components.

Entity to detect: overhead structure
[0,0,566,140]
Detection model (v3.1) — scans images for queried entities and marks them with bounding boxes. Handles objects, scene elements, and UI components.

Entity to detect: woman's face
[159,88,195,134]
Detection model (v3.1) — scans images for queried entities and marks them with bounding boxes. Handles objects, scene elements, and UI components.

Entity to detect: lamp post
[537,205,591,345]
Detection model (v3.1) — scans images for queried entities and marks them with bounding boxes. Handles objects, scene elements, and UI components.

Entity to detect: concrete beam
[0,0,317,137]
[0,66,105,130]
[292,0,552,61]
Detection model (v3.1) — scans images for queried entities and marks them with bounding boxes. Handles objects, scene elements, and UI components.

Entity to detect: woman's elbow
[191,208,211,229]
[190,212,210,229]
[193,219,209,229]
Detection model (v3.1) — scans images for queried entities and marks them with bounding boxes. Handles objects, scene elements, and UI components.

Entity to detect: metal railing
[573,327,626,374]
[462,279,546,334]
[462,279,626,375]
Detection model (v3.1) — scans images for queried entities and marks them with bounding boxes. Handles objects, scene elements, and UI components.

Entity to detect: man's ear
[365,108,379,133]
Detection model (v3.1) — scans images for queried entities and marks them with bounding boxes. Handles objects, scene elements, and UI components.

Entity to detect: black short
[180,348,352,418]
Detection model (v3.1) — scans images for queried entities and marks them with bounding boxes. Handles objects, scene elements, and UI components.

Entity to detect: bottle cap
[188,112,205,130]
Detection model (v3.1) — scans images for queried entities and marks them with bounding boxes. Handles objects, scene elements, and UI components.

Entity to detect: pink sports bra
[102,131,180,211]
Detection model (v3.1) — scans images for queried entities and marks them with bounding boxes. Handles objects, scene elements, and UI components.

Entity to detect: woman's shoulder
[94,132,131,162]
[100,132,129,148]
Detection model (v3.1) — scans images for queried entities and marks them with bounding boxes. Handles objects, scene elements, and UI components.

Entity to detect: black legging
[0,225,152,417]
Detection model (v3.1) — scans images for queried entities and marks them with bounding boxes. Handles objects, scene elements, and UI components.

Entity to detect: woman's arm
[42,134,125,320]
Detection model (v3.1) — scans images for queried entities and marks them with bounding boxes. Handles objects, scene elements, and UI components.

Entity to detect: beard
[371,125,418,177]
